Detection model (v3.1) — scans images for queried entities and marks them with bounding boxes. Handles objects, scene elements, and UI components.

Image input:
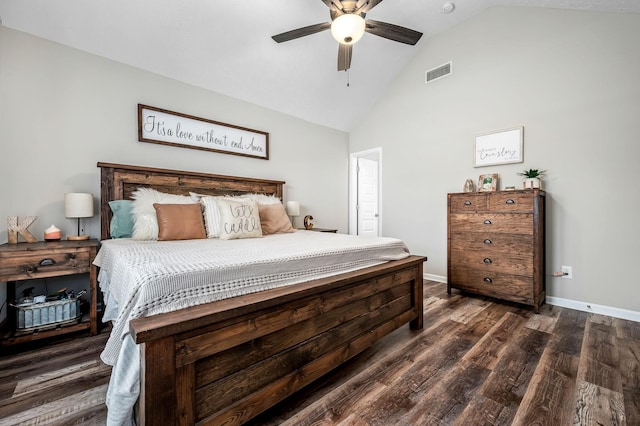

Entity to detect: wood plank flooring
[0,280,638,425]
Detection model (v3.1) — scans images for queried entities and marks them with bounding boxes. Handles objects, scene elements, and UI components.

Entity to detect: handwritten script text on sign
[139,106,268,159]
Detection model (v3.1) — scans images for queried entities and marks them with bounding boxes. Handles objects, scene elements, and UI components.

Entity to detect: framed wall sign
[474,126,523,167]
[138,104,269,160]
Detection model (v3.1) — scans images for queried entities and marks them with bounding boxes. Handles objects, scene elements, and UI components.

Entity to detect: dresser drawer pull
[483,277,493,284]
[484,239,492,244]
[505,199,515,205]
[464,200,472,206]
[483,219,492,225]
[39,258,56,267]
[483,258,492,264]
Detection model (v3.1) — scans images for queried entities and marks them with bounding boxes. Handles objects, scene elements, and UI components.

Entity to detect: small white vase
[44,224,61,241]
[523,177,541,189]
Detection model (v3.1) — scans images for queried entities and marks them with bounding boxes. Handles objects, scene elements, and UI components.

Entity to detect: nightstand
[298,228,338,233]
[0,240,99,346]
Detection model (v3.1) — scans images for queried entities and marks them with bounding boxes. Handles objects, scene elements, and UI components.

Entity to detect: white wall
[350,7,640,312]
[0,26,349,318]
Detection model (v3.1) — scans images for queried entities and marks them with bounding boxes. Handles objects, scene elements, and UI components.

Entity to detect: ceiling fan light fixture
[331,14,366,45]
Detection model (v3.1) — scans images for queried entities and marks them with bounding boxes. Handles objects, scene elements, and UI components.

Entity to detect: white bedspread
[96,231,409,365]
[95,231,409,425]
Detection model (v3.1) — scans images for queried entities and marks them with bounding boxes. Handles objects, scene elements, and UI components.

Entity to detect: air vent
[425,61,452,84]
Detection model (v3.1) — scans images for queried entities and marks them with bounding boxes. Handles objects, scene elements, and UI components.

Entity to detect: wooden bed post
[410,260,424,330]
[139,336,178,425]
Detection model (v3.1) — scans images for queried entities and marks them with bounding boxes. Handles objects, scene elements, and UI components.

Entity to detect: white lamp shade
[331,14,366,45]
[65,193,94,218]
[286,201,300,217]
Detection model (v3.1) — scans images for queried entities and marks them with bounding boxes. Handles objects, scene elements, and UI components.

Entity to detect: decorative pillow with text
[217,198,263,240]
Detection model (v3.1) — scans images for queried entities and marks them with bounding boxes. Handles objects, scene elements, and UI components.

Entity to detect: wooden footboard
[130,255,425,425]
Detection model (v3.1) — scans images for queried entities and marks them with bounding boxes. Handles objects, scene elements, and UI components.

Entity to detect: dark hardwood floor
[1,281,638,425]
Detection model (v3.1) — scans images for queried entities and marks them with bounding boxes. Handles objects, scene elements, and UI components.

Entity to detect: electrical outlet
[561,265,572,279]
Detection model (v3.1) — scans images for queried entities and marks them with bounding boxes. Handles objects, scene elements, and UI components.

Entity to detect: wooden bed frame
[98,162,426,425]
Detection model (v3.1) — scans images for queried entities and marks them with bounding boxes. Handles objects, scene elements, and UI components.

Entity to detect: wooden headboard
[97,162,285,240]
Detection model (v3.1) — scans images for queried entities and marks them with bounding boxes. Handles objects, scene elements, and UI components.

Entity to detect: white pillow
[217,198,263,240]
[240,193,281,205]
[131,187,194,240]
[200,196,223,238]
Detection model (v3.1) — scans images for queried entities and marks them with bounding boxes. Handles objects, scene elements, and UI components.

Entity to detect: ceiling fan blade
[338,43,353,71]
[271,22,331,43]
[356,0,384,14]
[365,19,422,45]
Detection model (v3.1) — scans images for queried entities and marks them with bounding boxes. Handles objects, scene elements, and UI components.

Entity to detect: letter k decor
[7,216,38,244]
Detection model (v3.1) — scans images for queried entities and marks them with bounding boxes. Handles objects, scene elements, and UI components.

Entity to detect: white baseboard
[424,273,447,283]
[423,274,639,322]
[546,296,640,323]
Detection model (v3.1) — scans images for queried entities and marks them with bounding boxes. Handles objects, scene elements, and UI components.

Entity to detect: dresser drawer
[0,248,90,281]
[450,268,534,305]
[450,232,533,275]
[450,213,533,234]
[449,193,488,213]
[489,192,534,212]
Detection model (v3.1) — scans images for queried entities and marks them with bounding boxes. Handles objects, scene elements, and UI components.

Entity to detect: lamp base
[67,235,90,241]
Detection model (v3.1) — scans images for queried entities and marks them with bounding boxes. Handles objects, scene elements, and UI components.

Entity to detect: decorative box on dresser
[447,189,546,313]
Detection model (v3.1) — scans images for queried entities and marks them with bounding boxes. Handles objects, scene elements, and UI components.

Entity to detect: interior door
[357,157,379,236]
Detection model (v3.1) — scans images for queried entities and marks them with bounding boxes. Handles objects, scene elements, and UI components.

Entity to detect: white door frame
[349,147,382,236]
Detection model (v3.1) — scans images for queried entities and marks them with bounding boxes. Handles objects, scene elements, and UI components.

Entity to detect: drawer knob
[484,239,492,244]
[505,199,515,205]
[483,258,492,264]
[483,277,493,284]
[464,200,472,206]
[25,265,37,274]
[483,219,492,225]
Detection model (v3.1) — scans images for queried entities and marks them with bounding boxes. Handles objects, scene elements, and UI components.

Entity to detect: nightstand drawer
[0,248,90,281]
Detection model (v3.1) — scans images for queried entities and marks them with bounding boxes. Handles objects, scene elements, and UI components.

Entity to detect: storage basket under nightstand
[14,298,82,332]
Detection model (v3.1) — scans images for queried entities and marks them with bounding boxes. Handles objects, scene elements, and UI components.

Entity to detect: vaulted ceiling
[1,0,639,131]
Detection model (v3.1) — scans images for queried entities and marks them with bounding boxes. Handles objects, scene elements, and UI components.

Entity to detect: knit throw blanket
[95,231,410,366]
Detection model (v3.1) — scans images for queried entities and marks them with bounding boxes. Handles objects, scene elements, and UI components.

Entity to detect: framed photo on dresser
[478,173,498,192]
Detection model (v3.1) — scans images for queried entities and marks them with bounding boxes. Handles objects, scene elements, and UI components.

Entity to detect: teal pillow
[108,200,134,238]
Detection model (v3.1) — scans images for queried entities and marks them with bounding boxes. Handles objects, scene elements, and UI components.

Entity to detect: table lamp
[286,201,300,228]
[64,193,93,240]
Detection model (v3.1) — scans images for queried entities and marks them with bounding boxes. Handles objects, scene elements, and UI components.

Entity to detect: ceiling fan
[271,0,423,72]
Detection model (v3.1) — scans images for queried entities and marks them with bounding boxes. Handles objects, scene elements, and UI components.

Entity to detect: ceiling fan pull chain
[346,69,350,87]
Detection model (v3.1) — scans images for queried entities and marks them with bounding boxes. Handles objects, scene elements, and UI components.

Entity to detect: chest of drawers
[447,190,545,312]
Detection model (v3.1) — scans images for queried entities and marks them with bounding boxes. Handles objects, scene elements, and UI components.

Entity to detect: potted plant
[518,169,546,189]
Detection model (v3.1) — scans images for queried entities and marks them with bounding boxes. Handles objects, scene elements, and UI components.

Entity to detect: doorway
[349,148,381,236]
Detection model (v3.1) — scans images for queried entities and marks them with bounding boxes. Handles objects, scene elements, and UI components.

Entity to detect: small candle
[44,225,61,241]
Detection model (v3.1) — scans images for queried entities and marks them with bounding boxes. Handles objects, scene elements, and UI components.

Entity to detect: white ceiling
[1,0,639,131]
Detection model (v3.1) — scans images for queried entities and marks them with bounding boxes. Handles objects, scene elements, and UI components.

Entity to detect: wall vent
[425,61,452,84]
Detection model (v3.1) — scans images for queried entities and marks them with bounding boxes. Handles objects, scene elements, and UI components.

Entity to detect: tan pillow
[131,187,194,240]
[153,203,206,241]
[217,198,263,240]
[259,203,295,235]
